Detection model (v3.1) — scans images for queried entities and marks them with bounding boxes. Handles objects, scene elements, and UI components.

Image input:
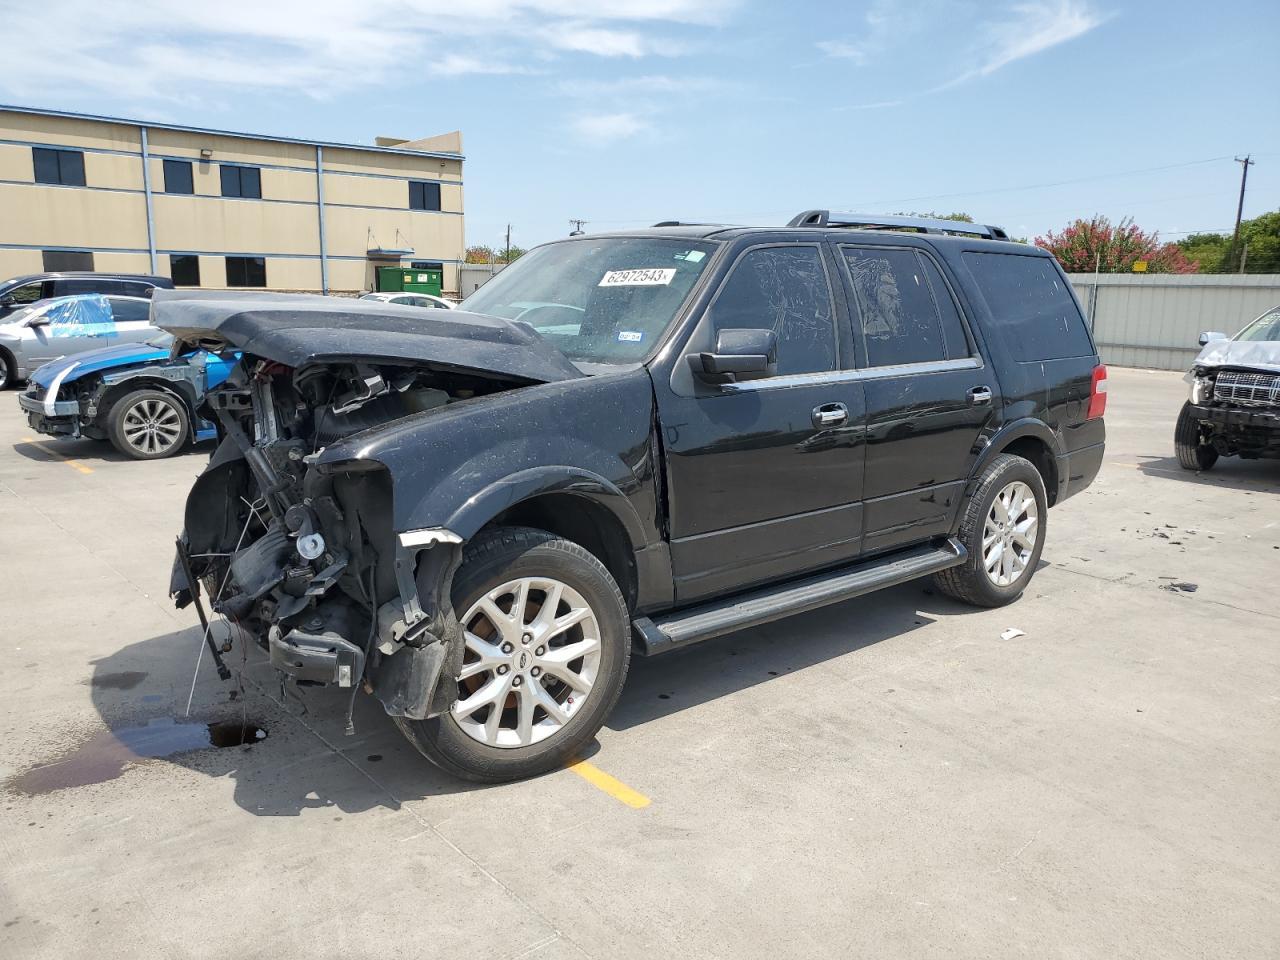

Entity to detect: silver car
[359,291,457,310]
[0,294,157,389]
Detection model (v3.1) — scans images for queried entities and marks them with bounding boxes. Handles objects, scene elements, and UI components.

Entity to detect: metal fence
[459,261,508,299]
[1066,273,1280,371]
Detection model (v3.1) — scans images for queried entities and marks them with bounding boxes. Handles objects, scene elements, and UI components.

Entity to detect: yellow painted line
[18,436,94,474]
[566,760,651,809]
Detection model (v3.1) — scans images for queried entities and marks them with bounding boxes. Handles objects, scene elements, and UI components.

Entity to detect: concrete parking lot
[1,367,1277,960]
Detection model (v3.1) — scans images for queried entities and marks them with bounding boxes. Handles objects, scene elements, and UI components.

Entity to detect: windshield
[462,237,717,364]
[1236,309,1280,342]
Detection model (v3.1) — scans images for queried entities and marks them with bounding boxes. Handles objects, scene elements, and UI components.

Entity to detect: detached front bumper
[1188,402,1280,430]
[19,391,84,437]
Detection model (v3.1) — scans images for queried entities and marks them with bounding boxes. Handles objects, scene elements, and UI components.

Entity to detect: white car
[0,294,156,389]
[359,292,456,310]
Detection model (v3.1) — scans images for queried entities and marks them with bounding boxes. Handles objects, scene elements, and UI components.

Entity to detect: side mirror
[1198,330,1228,346]
[0,295,15,307]
[25,316,50,328]
[689,328,777,384]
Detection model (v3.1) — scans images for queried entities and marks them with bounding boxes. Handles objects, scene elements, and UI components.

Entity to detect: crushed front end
[173,355,504,727]
[1185,364,1280,460]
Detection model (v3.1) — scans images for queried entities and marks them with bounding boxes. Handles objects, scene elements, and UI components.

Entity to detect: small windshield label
[617,330,644,343]
[598,268,676,287]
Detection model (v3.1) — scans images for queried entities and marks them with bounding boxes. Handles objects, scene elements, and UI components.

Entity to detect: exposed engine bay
[175,355,519,729]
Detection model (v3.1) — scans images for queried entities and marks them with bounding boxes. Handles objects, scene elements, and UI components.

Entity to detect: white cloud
[0,0,737,103]
[570,111,650,144]
[973,1,1110,79]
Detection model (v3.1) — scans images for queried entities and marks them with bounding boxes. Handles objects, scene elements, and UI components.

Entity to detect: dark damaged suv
[163,211,1106,782]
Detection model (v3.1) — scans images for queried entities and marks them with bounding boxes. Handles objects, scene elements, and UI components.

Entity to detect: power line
[586,152,1271,226]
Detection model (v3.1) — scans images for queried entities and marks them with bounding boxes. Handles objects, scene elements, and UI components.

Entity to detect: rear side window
[963,253,1093,361]
[55,278,123,296]
[711,245,836,376]
[106,298,152,323]
[843,246,970,366]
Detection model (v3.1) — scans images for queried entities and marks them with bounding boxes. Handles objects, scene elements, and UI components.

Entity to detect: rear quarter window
[962,252,1093,361]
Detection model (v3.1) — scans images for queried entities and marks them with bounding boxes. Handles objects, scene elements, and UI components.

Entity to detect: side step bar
[632,538,966,656]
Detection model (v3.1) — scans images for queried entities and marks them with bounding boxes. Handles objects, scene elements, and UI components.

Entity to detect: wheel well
[485,493,638,607]
[998,436,1058,505]
[99,377,196,423]
[0,345,15,382]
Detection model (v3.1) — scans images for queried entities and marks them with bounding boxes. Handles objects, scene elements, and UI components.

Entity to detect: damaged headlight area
[171,356,505,731]
[1189,367,1215,404]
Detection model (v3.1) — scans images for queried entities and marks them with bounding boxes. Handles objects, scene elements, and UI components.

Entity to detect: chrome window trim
[723,355,983,392]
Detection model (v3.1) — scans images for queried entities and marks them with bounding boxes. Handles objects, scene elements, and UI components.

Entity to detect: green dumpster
[376,264,443,297]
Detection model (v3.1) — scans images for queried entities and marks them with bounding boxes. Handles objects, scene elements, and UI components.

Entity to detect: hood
[152,290,583,385]
[29,341,169,388]
[1193,338,1280,375]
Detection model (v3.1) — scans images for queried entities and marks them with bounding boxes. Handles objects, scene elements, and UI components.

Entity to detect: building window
[220,164,262,199]
[163,159,194,195]
[42,250,94,272]
[171,254,201,287]
[225,256,266,287]
[33,147,86,187]
[409,180,441,211]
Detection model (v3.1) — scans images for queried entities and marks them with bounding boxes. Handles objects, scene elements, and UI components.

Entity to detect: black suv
[164,212,1106,782]
[0,271,174,321]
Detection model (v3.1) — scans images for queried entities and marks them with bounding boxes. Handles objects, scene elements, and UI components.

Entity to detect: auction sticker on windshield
[599,268,676,287]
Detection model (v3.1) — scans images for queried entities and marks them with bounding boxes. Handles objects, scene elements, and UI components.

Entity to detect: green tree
[1175,211,1280,273]
[465,244,496,264]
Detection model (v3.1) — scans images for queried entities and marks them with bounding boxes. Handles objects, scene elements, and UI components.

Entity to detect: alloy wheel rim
[452,576,601,748]
[122,398,182,455]
[983,480,1038,587]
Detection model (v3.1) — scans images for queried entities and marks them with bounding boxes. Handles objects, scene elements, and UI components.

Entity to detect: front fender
[441,464,649,545]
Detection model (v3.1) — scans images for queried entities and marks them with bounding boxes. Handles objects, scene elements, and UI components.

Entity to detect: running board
[632,538,966,656]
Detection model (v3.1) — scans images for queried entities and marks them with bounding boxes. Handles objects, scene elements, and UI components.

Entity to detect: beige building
[0,105,464,296]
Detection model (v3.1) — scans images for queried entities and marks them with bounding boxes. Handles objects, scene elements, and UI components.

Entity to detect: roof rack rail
[651,220,726,228]
[787,210,1009,240]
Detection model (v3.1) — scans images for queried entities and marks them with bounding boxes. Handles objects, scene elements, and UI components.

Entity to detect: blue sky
[3,0,1277,251]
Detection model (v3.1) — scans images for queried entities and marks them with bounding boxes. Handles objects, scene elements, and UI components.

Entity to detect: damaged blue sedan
[19,332,237,459]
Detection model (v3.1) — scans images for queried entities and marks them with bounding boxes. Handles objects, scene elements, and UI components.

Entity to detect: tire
[0,349,14,391]
[934,453,1048,608]
[396,525,631,783]
[106,388,191,460]
[1174,401,1218,471]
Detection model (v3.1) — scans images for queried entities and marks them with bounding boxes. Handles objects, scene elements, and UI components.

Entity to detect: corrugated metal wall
[1067,273,1280,371]
[458,261,508,298]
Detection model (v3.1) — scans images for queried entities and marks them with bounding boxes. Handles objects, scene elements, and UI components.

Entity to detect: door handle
[967,386,993,406]
[812,402,849,429]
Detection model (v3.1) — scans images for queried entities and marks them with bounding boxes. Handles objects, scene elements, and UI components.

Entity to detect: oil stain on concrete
[4,718,267,796]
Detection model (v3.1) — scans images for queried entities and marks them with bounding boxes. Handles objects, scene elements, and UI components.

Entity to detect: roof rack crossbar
[787,209,1008,240]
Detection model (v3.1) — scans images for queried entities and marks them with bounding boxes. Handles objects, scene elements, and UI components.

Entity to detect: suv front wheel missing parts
[934,453,1048,608]
[395,526,631,782]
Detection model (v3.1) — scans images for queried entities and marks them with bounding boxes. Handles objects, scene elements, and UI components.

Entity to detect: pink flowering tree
[1035,216,1197,274]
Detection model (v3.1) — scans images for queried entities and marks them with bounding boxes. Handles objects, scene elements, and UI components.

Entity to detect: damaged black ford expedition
[163,211,1106,782]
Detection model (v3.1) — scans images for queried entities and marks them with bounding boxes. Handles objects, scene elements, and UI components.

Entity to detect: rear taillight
[1087,364,1107,420]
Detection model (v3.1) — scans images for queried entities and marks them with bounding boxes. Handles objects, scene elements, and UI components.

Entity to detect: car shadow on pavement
[1135,454,1280,491]
[609,580,979,731]
[75,624,496,817]
[11,436,214,464]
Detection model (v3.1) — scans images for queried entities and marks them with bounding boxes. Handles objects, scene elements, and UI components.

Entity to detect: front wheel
[1174,402,1218,471]
[396,526,631,783]
[107,389,191,460]
[934,453,1048,608]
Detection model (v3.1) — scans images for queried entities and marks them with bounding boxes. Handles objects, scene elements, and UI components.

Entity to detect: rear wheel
[1175,401,1218,471]
[0,349,14,390]
[396,526,630,783]
[107,389,190,460]
[934,453,1047,608]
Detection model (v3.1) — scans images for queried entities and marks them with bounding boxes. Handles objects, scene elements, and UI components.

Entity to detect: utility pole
[504,224,512,264]
[1231,155,1254,271]
[569,218,587,236]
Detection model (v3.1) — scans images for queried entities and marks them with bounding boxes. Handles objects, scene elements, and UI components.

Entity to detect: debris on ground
[1159,581,1199,594]
[1000,628,1027,641]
